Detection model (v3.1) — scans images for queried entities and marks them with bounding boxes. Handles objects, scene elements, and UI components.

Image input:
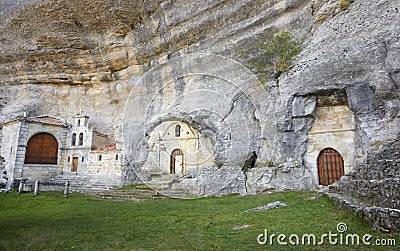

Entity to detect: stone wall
[142,121,214,175]
[22,122,68,180]
[306,104,356,185]
[0,121,21,188]
[327,138,400,232]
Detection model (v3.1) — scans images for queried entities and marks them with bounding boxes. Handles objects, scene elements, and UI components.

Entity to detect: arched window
[77,119,81,126]
[25,133,58,164]
[175,125,181,137]
[318,148,344,186]
[78,133,83,146]
[71,133,76,146]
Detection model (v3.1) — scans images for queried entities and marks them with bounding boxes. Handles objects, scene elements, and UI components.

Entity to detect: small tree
[238,32,302,83]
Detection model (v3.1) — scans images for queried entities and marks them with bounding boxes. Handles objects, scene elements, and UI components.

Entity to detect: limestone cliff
[0,0,314,133]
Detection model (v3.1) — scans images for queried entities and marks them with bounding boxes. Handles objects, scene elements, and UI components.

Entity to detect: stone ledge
[326,192,400,232]
[332,178,400,208]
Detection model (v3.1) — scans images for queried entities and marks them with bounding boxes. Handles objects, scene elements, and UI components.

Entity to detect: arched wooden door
[25,133,58,164]
[170,149,184,175]
[318,148,344,186]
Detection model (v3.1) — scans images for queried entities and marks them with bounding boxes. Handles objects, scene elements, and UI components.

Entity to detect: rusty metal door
[25,133,58,164]
[318,148,344,186]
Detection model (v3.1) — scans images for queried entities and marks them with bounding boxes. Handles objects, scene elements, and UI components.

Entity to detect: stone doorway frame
[170,149,184,175]
[71,157,78,172]
[317,148,344,186]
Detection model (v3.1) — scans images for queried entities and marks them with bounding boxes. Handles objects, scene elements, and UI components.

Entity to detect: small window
[98,155,102,161]
[78,133,83,146]
[71,133,76,146]
[81,157,84,162]
[67,157,70,162]
[115,154,119,161]
[77,119,81,126]
[175,125,181,137]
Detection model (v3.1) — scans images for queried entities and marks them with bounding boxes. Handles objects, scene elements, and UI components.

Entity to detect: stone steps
[93,188,191,201]
[42,174,119,193]
[92,174,192,201]
[144,174,181,190]
[94,190,157,202]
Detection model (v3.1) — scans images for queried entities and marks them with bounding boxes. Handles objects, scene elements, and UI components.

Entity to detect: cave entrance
[317,148,344,186]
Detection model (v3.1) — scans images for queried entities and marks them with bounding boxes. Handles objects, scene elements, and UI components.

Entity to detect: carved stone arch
[170,149,184,175]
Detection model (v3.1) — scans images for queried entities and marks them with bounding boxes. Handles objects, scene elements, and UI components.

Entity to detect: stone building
[64,112,108,175]
[142,121,214,176]
[305,91,356,187]
[1,115,69,189]
[86,143,123,186]
[0,112,122,190]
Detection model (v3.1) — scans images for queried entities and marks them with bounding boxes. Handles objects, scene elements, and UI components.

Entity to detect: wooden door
[175,155,184,175]
[318,148,344,186]
[72,157,78,172]
[170,149,184,174]
[25,133,58,164]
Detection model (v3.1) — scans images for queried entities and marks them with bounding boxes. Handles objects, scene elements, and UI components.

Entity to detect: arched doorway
[25,133,58,165]
[170,149,184,175]
[318,148,344,186]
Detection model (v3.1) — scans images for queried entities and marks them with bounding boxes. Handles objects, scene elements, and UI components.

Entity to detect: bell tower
[73,108,89,128]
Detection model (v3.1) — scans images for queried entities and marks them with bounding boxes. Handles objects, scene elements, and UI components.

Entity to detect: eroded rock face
[0,0,315,140]
[278,0,400,166]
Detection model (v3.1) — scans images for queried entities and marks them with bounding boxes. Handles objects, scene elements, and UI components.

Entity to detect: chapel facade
[0,111,123,190]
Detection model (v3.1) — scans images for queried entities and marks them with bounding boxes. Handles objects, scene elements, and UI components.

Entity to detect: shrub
[237,32,302,83]
[339,0,351,11]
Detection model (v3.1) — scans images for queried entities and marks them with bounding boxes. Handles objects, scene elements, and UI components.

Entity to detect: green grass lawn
[0,191,398,250]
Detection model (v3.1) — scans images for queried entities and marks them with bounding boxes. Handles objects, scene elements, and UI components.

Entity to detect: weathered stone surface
[242,201,288,213]
[327,138,400,232]
[292,96,316,117]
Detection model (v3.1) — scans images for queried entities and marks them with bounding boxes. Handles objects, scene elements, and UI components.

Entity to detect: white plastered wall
[143,121,214,175]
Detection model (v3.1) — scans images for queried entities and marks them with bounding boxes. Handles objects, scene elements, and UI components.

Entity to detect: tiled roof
[91,143,120,153]
[28,116,67,127]
[3,116,69,127]
[94,130,108,137]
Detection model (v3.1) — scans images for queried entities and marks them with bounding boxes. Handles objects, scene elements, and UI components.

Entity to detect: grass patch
[0,191,398,250]
[116,184,153,190]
